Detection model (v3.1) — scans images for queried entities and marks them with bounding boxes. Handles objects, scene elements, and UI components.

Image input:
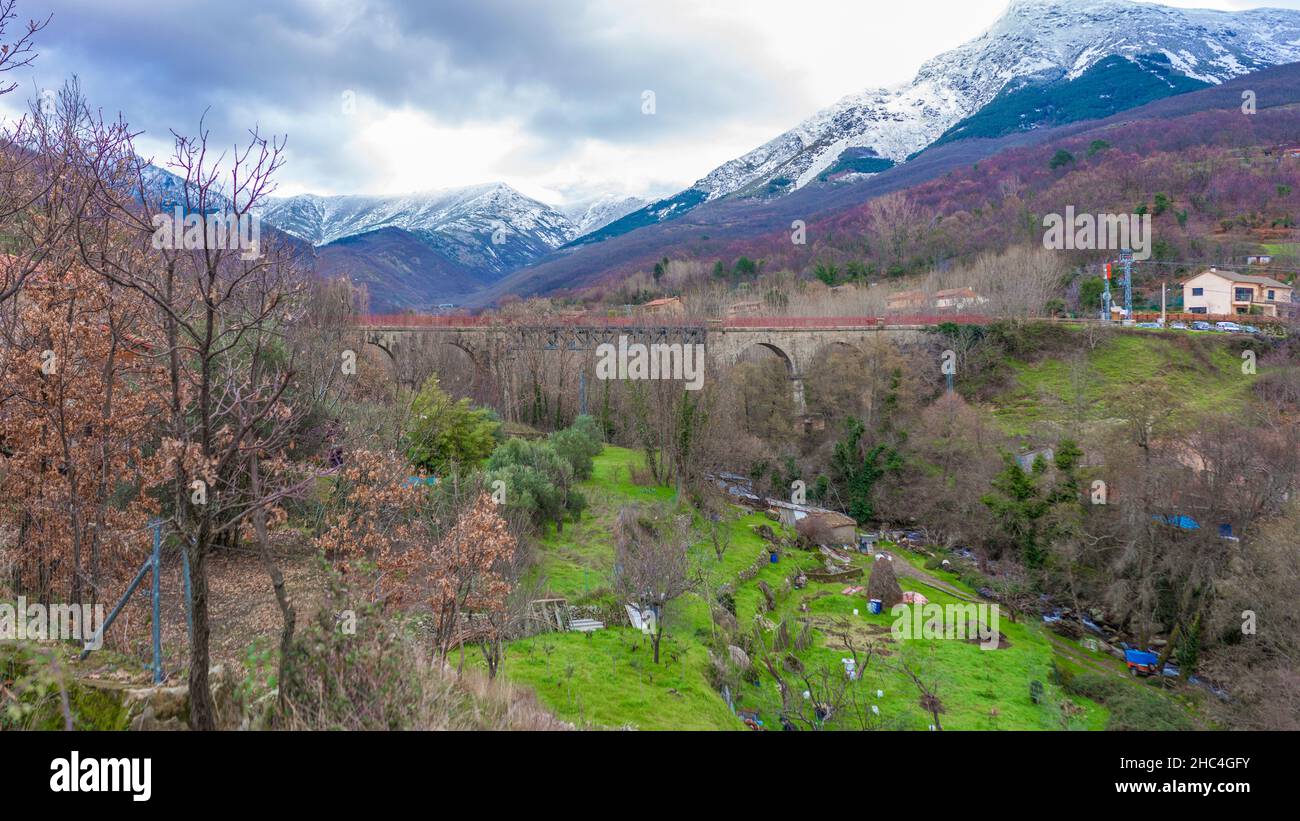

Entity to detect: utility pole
[1102,262,1114,321]
[1161,282,1167,326]
[1120,248,1134,324]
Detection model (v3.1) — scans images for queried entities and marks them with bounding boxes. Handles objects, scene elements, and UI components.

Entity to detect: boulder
[129,703,185,732]
[1047,618,1083,640]
[123,685,190,724]
[727,645,751,673]
[752,524,777,543]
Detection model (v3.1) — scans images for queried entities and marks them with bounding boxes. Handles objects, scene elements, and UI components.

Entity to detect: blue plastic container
[868,599,882,615]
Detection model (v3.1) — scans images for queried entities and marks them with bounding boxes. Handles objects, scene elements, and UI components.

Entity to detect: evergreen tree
[831,417,902,523]
[404,374,500,474]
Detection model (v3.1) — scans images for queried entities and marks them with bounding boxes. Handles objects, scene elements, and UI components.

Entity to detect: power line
[1113,259,1300,276]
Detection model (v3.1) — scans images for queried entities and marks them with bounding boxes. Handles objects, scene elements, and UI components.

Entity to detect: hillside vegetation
[978,327,1261,437]
[472,446,1199,731]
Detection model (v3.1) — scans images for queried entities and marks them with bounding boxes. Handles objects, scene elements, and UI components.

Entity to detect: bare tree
[613,504,694,664]
[760,617,882,730]
[79,112,310,729]
[0,1,48,97]
[897,651,945,731]
[867,191,920,268]
[1,77,97,307]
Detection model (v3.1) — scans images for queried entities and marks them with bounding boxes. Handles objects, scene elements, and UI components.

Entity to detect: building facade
[1182,269,1294,317]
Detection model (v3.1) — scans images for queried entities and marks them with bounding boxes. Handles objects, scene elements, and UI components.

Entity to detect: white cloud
[7,0,1300,206]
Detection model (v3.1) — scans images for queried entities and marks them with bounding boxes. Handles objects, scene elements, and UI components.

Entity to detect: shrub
[1050,659,1074,689]
[279,574,562,730]
[568,413,604,445]
[1062,671,1195,731]
[1049,149,1075,170]
[550,417,603,480]
[487,438,586,532]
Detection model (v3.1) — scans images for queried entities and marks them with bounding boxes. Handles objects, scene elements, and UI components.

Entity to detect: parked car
[1169,321,1188,330]
[1191,321,1213,331]
[1215,321,1244,333]
[1242,325,1261,334]
[1135,322,1162,329]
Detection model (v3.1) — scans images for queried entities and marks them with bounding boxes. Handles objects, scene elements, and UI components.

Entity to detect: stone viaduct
[357,317,932,415]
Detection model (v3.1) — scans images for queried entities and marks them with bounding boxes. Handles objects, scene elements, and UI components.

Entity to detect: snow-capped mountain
[690,0,1300,202]
[562,195,649,238]
[260,182,576,270]
[261,183,573,248]
[259,183,652,283]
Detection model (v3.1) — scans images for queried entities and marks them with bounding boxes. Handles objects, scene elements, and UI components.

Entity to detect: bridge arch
[363,330,490,393]
[733,340,795,371]
[362,332,404,386]
[727,339,805,414]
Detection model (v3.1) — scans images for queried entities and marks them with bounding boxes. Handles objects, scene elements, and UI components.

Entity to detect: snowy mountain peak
[259,182,572,249]
[562,194,651,238]
[692,0,1300,202]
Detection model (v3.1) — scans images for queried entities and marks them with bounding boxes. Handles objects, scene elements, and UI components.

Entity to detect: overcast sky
[2,0,1296,206]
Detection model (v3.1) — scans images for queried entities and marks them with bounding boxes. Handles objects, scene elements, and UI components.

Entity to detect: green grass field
[991,330,1256,436]
[478,446,1199,730]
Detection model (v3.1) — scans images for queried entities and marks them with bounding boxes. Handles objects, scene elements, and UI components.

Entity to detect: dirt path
[885,553,978,602]
[1047,634,1127,678]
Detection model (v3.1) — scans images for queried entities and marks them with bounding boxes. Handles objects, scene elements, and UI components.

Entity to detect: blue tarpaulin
[1125,649,1159,666]
[1154,515,1237,539]
[1154,514,1200,530]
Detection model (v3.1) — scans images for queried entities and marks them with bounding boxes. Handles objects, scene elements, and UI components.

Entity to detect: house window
[1189,307,1207,314]
[1234,287,1253,302]
[1191,287,1204,296]
[1267,290,1276,301]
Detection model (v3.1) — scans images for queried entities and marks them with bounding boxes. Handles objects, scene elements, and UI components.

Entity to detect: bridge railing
[359,313,997,329]
[359,313,710,329]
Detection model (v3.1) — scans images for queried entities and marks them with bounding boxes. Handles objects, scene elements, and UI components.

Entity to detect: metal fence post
[78,556,153,661]
[151,519,162,684]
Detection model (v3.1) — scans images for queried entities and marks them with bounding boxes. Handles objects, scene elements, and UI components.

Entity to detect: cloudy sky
[2,0,1295,207]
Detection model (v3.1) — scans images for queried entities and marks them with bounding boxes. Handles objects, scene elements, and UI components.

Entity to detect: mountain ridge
[582,0,1300,249]
[470,61,1300,305]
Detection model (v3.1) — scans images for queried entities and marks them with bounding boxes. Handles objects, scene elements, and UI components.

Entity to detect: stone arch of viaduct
[706,327,922,414]
[360,324,924,415]
[362,328,499,389]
